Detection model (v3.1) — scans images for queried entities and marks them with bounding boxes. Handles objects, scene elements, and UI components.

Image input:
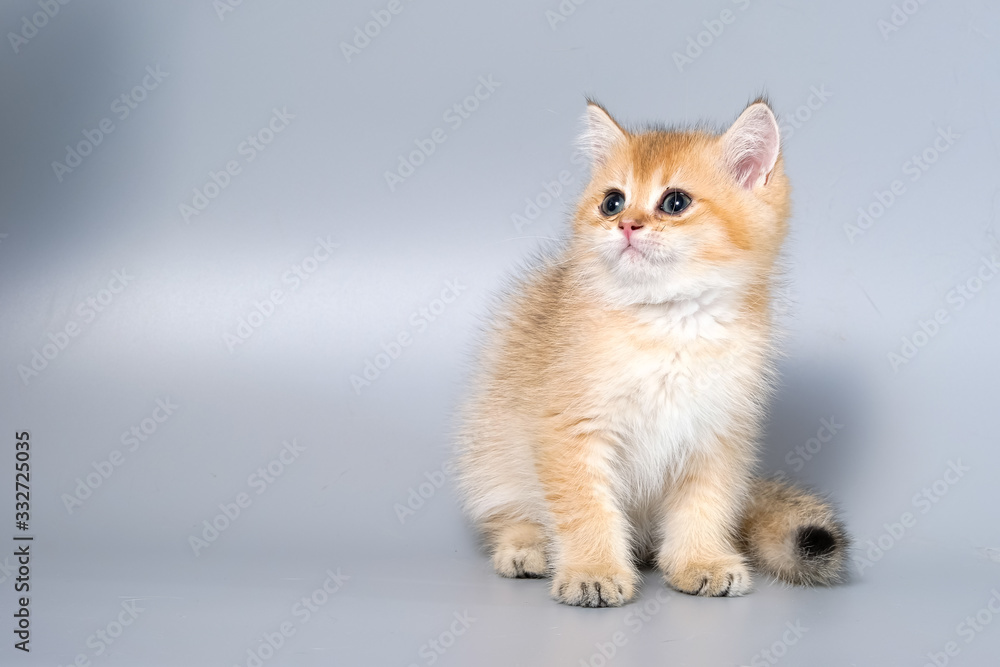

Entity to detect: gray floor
[2,1,1000,665]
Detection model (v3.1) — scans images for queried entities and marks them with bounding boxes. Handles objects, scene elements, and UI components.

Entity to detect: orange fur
[456,99,847,607]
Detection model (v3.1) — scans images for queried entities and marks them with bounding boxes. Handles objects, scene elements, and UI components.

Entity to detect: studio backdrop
[1,1,999,665]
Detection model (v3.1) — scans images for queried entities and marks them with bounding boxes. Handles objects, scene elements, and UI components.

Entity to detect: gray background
[1,1,999,665]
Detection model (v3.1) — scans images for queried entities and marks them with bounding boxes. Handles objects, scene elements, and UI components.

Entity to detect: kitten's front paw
[664,555,752,597]
[493,542,548,578]
[551,566,636,607]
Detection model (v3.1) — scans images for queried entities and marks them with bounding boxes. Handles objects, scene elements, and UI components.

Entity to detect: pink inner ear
[732,149,771,189]
[724,106,780,190]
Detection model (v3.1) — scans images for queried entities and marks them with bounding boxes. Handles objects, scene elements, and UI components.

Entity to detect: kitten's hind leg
[483,515,549,579]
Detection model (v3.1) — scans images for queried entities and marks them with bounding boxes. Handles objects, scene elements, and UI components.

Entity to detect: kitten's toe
[492,542,548,578]
[551,566,636,607]
[663,555,752,597]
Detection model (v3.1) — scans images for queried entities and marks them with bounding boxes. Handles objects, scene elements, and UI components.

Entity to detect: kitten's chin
[620,245,644,260]
[590,251,747,309]
[579,239,719,307]
[599,257,680,306]
[610,245,679,282]
[606,239,675,270]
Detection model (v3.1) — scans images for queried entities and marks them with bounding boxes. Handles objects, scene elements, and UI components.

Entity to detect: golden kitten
[455,99,847,607]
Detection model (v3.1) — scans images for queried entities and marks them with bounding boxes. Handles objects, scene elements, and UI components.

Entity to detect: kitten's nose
[619,219,643,241]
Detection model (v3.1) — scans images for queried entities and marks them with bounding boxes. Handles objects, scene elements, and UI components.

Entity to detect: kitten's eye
[600,191,626,217]
[660,190,692,215]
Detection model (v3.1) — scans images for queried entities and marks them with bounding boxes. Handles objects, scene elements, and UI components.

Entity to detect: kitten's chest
[629,340,747,416]
[594,329,765,456]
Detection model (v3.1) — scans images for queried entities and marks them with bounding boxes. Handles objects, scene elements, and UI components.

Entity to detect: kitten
[454,99,848,607]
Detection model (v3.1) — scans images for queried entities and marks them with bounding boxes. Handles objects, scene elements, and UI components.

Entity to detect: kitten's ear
[578,101,627,167]
[721,101,780,189]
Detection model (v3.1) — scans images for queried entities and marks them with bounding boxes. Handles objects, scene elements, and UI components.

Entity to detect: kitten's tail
[738,478,849,586]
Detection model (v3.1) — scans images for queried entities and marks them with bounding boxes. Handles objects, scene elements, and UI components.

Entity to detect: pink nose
[619,219,643,241]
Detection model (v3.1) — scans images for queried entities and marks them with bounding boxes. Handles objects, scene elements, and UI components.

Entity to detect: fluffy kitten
[455,99,848,607]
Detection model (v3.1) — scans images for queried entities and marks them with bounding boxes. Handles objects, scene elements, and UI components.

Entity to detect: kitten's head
[571,100,790,308]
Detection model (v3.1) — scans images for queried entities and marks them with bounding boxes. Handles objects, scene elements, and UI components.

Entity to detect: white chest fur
[581,311,766,504]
